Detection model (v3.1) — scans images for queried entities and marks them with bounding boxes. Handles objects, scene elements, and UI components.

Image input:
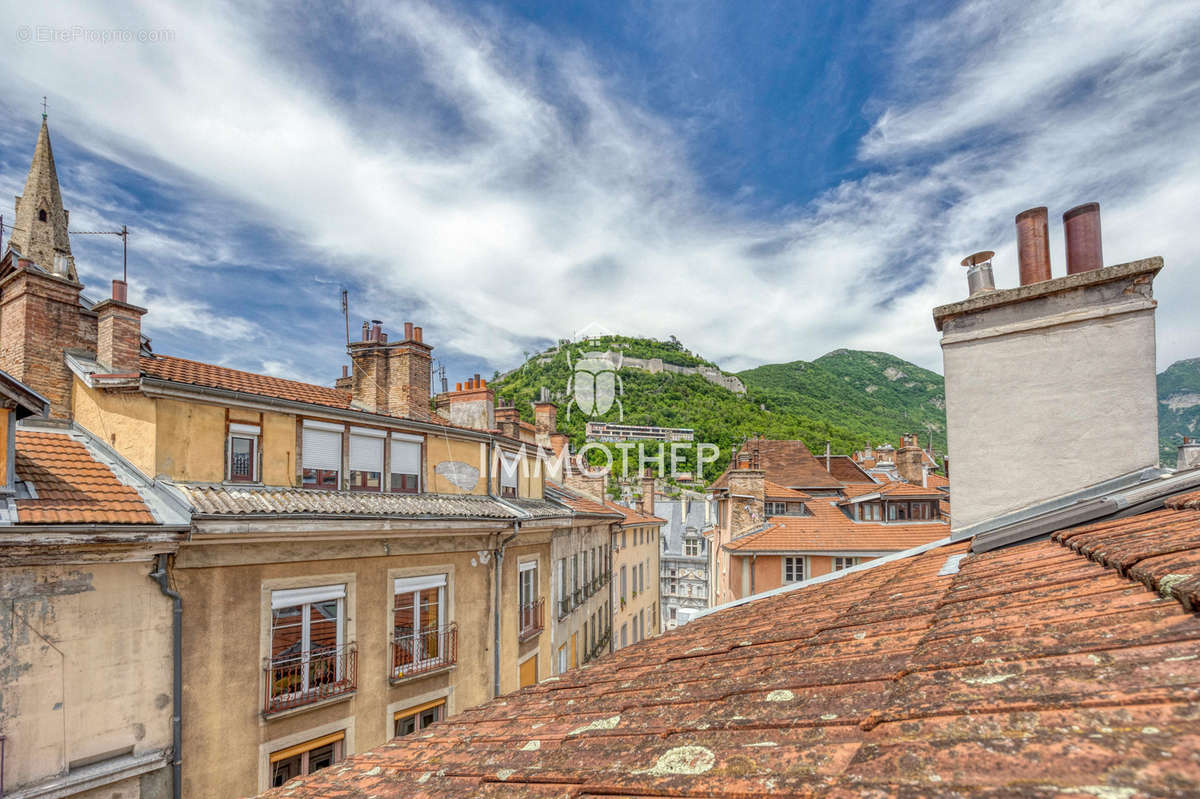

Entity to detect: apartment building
[655,493,711,629]
[0,117,571,797]
[611,473,664,649]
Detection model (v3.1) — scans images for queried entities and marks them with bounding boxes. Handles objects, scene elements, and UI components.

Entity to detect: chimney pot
[456,381,463,392]
[342,365,349,378]
[1063,202,1103,274]
[361,321,370,341]
[111,279,128,303]
[404,322,414,341]
[379,332,387,344]
[1016,207,1052,285]
[960,251,996,296]
[413,326,423,343]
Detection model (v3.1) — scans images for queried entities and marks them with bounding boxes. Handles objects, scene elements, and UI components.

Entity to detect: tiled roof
[926,472,950,489]
[727,498,948,553]
[823,454,877,483]
[181,484,567,520]
[14,431,156,524]
[141,354,353,410]
[139,354,458,427]
[711,439,843,490]
[838,480,946,503]
[545,482,623,518]
[763,480,811,500]
[604,500,666,527]
[257,493,1200,798]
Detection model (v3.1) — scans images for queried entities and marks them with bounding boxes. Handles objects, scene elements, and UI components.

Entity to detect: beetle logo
[565,348,623,422]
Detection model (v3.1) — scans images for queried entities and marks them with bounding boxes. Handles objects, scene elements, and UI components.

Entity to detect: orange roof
[838,480,944,503]
[603,500,666,526]
[926,472,950,489]
[711,439,843,490]
[141,354,456,426]
[257,493,1200,798]
[763,480,811,500]
[546,482,621,517]
[823,454,876,483]
[732,497,947,553]
[14,431,155,524]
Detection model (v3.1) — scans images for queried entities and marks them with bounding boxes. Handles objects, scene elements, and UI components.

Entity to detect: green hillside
[739,350,948,453]
[490,336,947,482]
[1159,357,1200,465]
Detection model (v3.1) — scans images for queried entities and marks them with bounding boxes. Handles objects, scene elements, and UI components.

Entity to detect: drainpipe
[492,522,518,697]
[150,554,182,799]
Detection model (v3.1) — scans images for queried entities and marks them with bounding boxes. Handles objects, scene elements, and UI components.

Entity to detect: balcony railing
[392,623,457,681]
[264,643,357,715]
[519,598,544,641]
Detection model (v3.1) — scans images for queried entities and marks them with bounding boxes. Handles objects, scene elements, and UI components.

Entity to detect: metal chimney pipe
[1015,207,1051,285]
[1064,202,1103,274]
[361,321,369,341]
[960,251,996,296]
[112,279,128,303]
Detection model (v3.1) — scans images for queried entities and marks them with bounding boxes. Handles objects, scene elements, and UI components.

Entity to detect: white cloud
[1,0,1198,378]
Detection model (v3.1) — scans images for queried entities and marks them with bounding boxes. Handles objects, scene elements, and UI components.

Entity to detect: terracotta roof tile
[545,482,622,517]
[710,439,844,490]
[141,354,352,409]
[727,497,949,553]
[823,454,876,483]
[602,500,666,526]
[258,509,1200,797]
[14,431,155,524]
[763,479,811,500]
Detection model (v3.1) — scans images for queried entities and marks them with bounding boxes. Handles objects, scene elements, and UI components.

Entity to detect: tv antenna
[340,288,350,346]
[71,225,129,282]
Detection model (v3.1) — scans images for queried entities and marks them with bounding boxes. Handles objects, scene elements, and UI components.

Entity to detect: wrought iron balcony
[519,597,544,641]
[391,623,457,682]
[264,643,357,715]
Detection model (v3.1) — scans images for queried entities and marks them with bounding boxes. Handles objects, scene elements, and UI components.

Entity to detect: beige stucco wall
[72,377,158,477]
[549,522,612,671]
[612,522,661,648]
[174,526,552,798]
[941,290,1159,533]
[0,561,173,793]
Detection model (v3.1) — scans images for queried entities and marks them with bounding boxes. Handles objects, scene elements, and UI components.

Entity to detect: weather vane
[42,96,47,120]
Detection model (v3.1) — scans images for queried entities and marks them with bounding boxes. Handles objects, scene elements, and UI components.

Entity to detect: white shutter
[302,426,342,471]
[391,438,421,475]
[349,432,384,473]
[271,584,346,609]
[394,574,447,593]
[500,451,519,489]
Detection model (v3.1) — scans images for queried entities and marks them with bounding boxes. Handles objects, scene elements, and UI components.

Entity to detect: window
[267,585,350,713]
[395,699,445,737]
[270,731,344,787]
[228,422,259,483]
[861,502,882,521]
[499,451,519,498]
[393,574,452,678]
[620,565,627,601]
[620,623,628,648]
[784,557,806,583]
[557,644,567,674]
[621,530,627,548]
[670,607,677,621]
[765,501,787,516]
[348,427,384,492]
[391,433,422,494]
[557,559,568,617]
[302,421,342,489]
[833,556,858,571]
[519,561,540,638]
[684,538,699,557]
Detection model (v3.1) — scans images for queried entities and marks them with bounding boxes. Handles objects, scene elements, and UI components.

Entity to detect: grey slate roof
[179,484,571,520]
[658,496,712,556]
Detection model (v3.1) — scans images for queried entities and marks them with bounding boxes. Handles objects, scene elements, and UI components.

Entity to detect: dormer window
[227,422,260,483]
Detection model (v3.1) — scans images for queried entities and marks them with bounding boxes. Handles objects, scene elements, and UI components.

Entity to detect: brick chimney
[434,375,494,430]
[0,253,91,419]
[533,395,557,448]
[934,202,1161,534]
[347,320,432,420]
[895,434,925,485]
[726,465,765,537]
[640,468,655,516]
[562,450,607,501]
[94,280,145,375]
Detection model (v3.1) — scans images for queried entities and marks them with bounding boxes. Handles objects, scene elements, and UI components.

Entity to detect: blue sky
[1,0,1198,387]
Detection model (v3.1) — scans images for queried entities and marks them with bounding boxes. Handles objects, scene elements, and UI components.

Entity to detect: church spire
[10,113,77,282]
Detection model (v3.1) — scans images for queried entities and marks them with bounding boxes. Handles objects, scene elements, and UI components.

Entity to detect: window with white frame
[268,584,347,706]
[228,422,260,483]
[833,556,859,571]
[348,427,384,492]
[390,433,422,494]
[684,538,699,557]
[499,451,519,498]
[393,574,449,676]
[783,556,806,583]
[301,421,343,489]
[861,502,882,521]
[519,561,538,608]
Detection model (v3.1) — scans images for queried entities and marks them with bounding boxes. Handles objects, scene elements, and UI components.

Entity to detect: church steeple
[10,114,77,282]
